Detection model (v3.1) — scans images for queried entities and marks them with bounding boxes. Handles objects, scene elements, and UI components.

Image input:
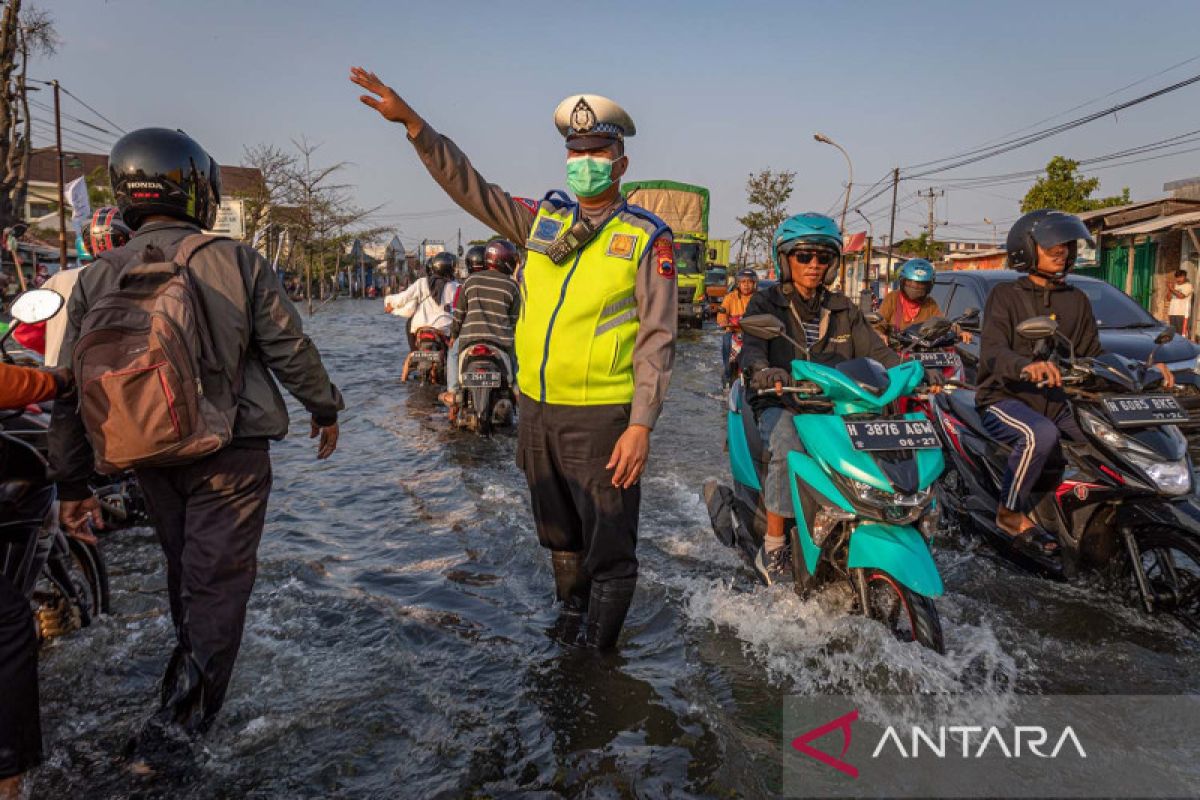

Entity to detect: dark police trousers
[516,396,639,583]
[0,574,41,779]
[136,444,271,732]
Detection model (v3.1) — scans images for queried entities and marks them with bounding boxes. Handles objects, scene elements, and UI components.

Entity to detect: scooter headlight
[1124,450,1192,495]
[1079,409,1191,494]
[848,479,932,523]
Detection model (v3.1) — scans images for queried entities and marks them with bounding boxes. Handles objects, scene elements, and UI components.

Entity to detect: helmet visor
[1030,215,1095,250]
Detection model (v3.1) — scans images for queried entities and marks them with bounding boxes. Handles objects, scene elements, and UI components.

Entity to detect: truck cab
[674,236,707,328]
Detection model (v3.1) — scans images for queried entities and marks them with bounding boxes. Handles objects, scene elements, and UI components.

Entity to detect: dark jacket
[739,283,900,415]
[976,276,1102,418]
[49,221,343,500]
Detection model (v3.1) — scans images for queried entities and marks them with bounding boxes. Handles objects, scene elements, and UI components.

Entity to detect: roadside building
[945,248,1007,271]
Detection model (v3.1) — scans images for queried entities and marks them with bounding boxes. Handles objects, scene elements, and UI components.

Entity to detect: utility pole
[885,168,900,286]
[52,80,67,271]
[918,187,945,242]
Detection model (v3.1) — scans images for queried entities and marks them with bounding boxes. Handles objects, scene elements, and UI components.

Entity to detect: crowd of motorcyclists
[2,70,1198,796]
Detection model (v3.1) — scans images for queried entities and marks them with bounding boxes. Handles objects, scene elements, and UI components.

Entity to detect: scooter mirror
[739,314,786,341]
[1016,316,1058,341]
[9,288,64,325]
[919,316,952,338]
[960,307,980,323]
[864,312,883,326]
[1154,329,1174,345]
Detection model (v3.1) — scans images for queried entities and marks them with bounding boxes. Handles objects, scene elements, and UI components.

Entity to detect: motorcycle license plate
[411,351,442,361]
[462,371,502,389]
[1101,394,1186,427]
[844,418,941,450]
[914,351,961,369]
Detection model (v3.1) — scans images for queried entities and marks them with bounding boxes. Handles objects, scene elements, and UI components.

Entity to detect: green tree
[894,232,946,261]
[86,164,114,208]
[737,168,795,264]
[1021,156,1130,214]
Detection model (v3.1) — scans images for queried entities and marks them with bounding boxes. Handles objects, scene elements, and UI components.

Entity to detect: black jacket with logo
[976,276,1102,418]
[739,284,900,416]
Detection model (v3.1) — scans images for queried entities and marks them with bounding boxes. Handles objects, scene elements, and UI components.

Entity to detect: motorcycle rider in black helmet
[46,128,344,750]
[387,251,460,371]
[977,209,1174,553]
[441,240,522,415]
[463,244,488,275]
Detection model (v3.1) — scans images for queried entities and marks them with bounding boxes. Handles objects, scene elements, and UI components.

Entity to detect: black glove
[923,367,945,387]
[750,366,791,391]
[41,366,74,396]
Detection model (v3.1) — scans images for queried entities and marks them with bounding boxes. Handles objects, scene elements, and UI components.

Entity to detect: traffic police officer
[351,67,676,649]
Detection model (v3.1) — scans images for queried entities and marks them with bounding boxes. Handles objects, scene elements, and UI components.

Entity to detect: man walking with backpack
[47,128,343,744]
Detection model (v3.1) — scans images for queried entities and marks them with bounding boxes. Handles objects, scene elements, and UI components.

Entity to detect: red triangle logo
[791,709,859,778]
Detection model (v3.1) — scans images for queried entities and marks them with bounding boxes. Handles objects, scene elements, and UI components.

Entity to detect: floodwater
[31,300,1200,798]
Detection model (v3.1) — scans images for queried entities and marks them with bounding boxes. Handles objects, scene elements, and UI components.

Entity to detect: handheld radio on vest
[546,219,597,264]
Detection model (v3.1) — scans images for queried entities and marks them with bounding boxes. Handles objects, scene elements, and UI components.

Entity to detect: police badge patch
[532,217,563,243]
[653,236,675,279]
[570,98,596,133]
[606,233,636,260]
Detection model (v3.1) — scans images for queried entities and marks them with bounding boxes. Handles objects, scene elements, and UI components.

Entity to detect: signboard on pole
[207,199,246,240]
[66,177,91,236]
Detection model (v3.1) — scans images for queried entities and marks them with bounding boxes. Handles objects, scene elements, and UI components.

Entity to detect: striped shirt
[450,270,521,349]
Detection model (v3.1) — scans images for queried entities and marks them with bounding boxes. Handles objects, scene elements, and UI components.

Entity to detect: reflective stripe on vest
[516,202,651,405]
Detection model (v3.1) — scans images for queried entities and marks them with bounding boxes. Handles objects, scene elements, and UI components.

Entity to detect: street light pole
[984,217,997,247]
[855,208,875,311]
[814,133,853,233]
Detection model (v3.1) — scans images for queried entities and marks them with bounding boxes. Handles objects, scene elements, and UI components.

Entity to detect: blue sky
[35,0,1200,250]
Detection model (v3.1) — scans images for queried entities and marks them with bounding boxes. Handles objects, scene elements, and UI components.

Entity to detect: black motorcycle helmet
[484,239,520,275]
[464,244,487,274]
[428,251,457,279]
[1006,209,1094,280]
[108,128,222,230]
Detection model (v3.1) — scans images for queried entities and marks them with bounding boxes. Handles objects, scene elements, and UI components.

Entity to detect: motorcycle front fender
[1122,494,1200,537]
[847,522,944,598]
[788,451,855,574]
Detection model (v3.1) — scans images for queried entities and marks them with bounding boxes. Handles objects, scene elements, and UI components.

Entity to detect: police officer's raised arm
[351,67,534,244]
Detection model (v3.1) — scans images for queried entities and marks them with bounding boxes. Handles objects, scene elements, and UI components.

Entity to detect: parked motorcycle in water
[1,289,110,641]
[930,315,1200,631]
[704,314,948,651]
[402,326,449,385]
[451,342,516,434]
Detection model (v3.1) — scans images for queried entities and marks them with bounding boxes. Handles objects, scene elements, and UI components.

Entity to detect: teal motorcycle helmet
[773,213,843,285]
[898,258,936,301]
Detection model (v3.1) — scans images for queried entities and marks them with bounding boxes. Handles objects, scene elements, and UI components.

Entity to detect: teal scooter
[704,314,947,652]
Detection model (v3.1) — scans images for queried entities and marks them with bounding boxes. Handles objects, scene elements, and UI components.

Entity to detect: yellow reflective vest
[517,192,666,405]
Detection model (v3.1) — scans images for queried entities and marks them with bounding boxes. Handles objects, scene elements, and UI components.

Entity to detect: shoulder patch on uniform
[654,235,675,279]
[606,233,637,260]
[514,196,538,214]
[531,217,563,243]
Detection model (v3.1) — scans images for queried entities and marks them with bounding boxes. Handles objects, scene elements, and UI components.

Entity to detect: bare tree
[0,2,58,229]
[239,142,296,247]
[279,137,384,313]
[736,168,795,267]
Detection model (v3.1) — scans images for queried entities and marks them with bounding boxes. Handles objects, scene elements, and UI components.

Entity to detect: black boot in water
[585,577,637,650]
[549,551,589,645]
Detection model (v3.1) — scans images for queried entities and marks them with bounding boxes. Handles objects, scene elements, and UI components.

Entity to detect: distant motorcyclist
[385,251,460,352]
[41,207,133,367]
[976,209,1174,551]
[463,244,488,275]
[740,213,900,581]
[440,240,521,413]
[717,268,757,385]
[874,258,941,337]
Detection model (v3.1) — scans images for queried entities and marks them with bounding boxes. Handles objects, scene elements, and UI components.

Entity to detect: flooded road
[32,300,1200,798]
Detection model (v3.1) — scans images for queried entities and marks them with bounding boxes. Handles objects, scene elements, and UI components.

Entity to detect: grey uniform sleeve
[631,232,677,429]
[409,123,536,245]
[241,246,344,425]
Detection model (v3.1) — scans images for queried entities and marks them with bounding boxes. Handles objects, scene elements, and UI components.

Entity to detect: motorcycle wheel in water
[403,327,449,386]
[704,315,947,652]
[930,316,1200,633]
[452,343,516,435]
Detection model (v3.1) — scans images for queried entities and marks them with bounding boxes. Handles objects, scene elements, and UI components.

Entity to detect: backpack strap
[173,234,247,397]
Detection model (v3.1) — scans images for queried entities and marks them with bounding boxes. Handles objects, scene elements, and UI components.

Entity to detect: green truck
[622,180,711,328]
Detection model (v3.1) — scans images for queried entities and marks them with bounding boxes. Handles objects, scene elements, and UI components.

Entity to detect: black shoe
[549,551,590,646]
[753,540,791,586]
[584,577,637,651]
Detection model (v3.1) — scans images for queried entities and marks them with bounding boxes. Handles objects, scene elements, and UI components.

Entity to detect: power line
[902,71,1200,177]
[28,98,118,137]
[58,84,127,135]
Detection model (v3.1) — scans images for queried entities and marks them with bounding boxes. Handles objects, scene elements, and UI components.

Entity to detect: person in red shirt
[874,258,943,338]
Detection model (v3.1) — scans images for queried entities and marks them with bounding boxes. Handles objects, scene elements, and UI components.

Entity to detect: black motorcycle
[1,289,110,640]
[403,326,449,385]
[931,315,1200,630]
[451,342,516,434]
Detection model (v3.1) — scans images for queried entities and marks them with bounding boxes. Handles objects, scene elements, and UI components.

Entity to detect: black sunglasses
[788,250,836,266]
